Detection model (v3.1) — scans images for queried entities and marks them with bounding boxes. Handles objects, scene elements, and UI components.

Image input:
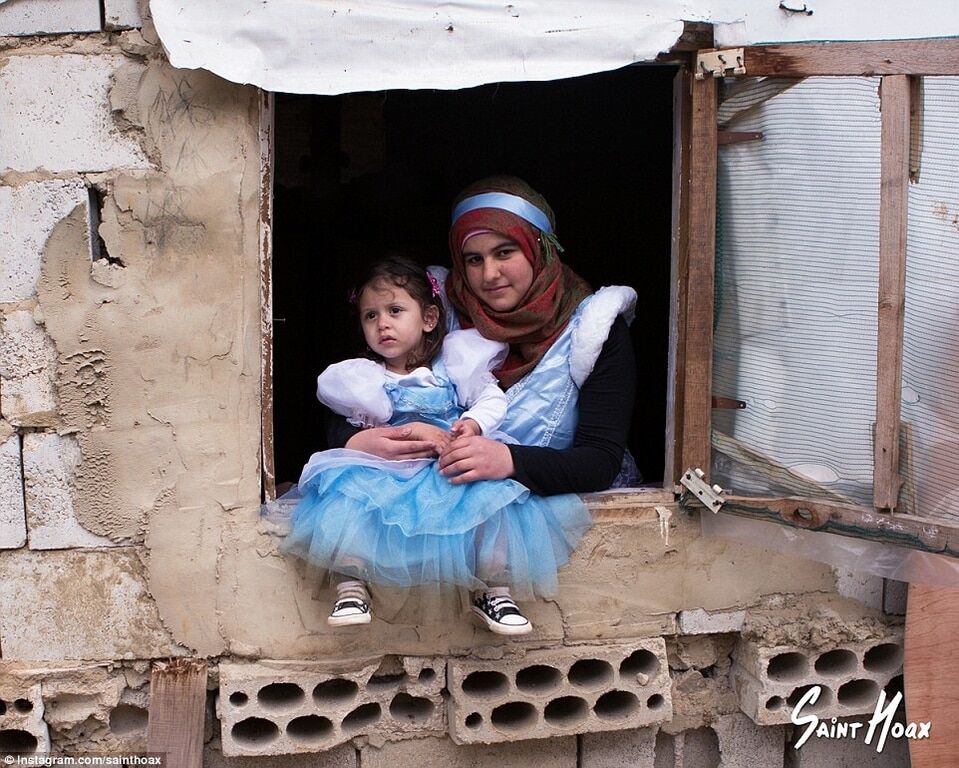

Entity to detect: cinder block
[0,0,100,35]
[0,548,180,661]
[679,727,720,767]
[447,640,671,745]
[360,735,577,768]
[732,634,904,726]
[581,726,657,768]
[0,55,149,173]
[788,715,911,767]
[834,569,883,611]
[104,0,142,29]
[0,431,27,548]
[0,309,58,427]
[678,609,745,635]
[23,432,115,550]
[218,658,445,756]
[882,581,907,616]
[0,681,51,754]
[713,713,784,768]
[0,180,89,303]
[204,742,357,767]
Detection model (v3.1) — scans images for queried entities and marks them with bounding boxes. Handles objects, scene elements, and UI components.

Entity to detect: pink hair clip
[426,270,441,298]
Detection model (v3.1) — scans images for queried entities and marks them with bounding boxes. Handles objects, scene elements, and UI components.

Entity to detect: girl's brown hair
[355,255,446,371]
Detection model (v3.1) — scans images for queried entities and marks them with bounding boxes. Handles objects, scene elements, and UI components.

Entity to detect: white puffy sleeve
[316,358,392,427]
[442,329,508,435]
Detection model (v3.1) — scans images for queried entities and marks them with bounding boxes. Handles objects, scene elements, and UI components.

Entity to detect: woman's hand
[438,435,515,483]
[345,426,437,460]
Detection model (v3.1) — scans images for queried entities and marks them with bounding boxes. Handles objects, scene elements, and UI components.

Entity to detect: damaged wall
[0,2,913,767]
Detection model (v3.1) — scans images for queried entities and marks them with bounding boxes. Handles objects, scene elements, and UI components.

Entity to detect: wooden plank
[874,75,910,510]
[259,90,276,502]
[905,583,959,767]
[679,74,718,476]
[743,39,959,77]
[702,495,959,557]
[717,131,762,145]
[663,67,693,486]
[147,658,208,768]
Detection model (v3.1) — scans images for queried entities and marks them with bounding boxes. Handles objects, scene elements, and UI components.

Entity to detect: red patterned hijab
[447,177,591,389]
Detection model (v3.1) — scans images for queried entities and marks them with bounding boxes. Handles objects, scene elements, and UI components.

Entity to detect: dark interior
[271,63,677,489]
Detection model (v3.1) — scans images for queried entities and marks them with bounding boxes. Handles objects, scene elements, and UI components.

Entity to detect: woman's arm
[439,317,636,493]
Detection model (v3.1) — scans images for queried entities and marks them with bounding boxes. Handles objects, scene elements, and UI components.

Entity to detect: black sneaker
[328,581,372,627]
[472,587,532,635]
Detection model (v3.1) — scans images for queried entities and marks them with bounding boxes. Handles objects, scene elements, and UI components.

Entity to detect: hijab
[447,176,591,389]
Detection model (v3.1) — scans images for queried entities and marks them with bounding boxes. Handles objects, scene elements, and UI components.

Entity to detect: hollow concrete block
[0,0,100,35]
[787,715,911,767]
[447,640,671,745]
[581,726,657,768]
[0,180,89,303]
[0,431,27,548]
[22,432,115,549]
[713,713,784,768]
[677,609,745,635]
[0,548,180,661]
[360,734,577,768]
[218,658,446,757]
[204,742,357,767]
[732,633,904,726]
[104,0,141,30]
[0,681,51,754]
[0,309,58,427]
[0,54,149,173]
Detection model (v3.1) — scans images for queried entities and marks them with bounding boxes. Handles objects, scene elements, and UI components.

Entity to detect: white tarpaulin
[148,0,690,94]
[149,1,959,95]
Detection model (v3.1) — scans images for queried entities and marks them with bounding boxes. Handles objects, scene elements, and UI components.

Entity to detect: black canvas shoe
[472,587,532,635]
[328,580,372,626]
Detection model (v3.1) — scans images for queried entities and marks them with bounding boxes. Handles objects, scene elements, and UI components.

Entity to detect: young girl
[280,256,590,635]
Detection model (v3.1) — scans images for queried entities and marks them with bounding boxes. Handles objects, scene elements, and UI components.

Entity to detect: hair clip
[347,288,358,304]
[426,270,441,298]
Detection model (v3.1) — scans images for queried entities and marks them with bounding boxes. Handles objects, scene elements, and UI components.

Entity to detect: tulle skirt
[277,449,591,599]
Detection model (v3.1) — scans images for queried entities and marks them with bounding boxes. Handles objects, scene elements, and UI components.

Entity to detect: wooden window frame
[674,38,959,555]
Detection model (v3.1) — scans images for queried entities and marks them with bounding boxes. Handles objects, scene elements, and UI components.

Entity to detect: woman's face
[461,232,535,313]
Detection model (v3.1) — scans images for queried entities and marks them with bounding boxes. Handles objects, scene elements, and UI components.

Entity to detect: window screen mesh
[711,77,881,505]
[901,77,959,521]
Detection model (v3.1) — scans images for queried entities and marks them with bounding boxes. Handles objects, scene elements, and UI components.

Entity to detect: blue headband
[451,192,553,234]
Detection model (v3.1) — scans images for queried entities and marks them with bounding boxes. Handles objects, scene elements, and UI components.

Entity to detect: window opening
[271,64,678,488]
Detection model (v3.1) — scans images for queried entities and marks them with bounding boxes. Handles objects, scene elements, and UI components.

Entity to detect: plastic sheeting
[702,510,959,587]
[148,0,686,95]
[712,77,882,506]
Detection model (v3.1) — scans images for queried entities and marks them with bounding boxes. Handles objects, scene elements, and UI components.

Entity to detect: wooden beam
[717,131,763,145]
[679,75,718,476]
[147,658,208,768]
[701,495,959,558]
[874,75,910,510]
[259,90,276,502]
[742,39,959,77]
[664,67,694,486]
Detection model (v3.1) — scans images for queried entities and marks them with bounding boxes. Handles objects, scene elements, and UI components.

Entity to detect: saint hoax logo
[791,685,931,752]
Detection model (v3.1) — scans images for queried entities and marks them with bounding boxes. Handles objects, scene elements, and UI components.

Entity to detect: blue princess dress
[281,329,591,599]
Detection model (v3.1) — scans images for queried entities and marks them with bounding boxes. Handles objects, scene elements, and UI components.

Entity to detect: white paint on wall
[149,0,959,95]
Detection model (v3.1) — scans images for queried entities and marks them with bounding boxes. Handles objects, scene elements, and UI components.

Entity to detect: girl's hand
[345,426,436,460]
[450,418,482,438]
[438,435,514,483]
[405,422,452,454]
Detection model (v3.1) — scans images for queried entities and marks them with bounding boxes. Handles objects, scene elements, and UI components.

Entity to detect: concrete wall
[0,2,911,766]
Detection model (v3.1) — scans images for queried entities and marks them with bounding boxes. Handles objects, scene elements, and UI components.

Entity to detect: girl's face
[461,232,535,313]
[358,282,438,373]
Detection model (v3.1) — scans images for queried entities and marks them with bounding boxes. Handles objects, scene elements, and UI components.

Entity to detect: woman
[332,176,637,631]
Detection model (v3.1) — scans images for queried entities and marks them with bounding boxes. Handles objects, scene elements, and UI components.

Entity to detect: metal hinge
[680,468,726,513]
[695,48,746,80]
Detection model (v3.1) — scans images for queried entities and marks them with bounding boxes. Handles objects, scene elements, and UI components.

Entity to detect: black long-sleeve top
[325,317,636,496]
